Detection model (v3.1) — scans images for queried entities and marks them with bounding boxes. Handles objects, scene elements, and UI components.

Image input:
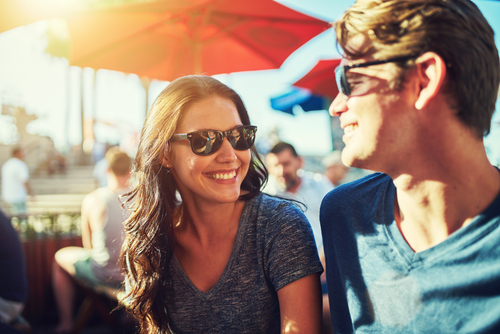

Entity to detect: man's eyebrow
[345,71,365,80]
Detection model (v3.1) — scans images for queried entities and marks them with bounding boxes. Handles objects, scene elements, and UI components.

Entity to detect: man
[1,147,33,215]
[320,0,500,333]
[52,147,131,333]
[266,141,333,251]
[322,150,349,187]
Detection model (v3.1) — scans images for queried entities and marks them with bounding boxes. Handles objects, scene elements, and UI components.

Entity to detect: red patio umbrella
[293,58,341,99]
[64,0,331,81]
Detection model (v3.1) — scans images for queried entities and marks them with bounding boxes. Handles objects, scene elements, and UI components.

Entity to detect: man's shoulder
[2,158,17,168]
[323,172,391,205]
[2,158,28,173]
[82,187,111,207]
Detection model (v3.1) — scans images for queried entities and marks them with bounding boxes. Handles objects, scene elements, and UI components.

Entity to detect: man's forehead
[341,33,376,65]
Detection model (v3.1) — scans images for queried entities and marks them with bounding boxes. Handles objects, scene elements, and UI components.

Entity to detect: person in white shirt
[265,141,334,333]
[265,141,333,251]
[1,147,33,215]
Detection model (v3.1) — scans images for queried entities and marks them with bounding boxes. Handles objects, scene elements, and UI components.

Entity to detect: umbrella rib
[203,12,330,67]
[203,14,285,67]
[213,11,330,26]
[71,0,329,77]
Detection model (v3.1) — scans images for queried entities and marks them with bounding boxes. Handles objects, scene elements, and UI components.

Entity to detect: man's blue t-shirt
[320,172,500,333]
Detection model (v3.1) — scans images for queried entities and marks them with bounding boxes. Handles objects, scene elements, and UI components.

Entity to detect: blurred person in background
[265,141,334,334]
[0,210,29,333]
[321,0,500,333]
[322,150,349,187]
[1,147,34,216]
[92,144,114,188]
[265,141,333,251]
[121,75,323,334]
[52,147,131,333]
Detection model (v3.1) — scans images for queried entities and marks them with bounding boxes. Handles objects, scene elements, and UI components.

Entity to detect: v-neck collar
[171,196,255,300]
[381,174,500,269]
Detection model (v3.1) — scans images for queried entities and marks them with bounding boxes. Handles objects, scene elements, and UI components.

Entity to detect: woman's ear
[161,148,173,169]
[413,52,447,110]
[161,158,172,168]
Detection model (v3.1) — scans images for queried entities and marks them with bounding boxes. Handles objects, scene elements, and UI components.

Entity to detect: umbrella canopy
[64,0,331,81]
[270,87,328,115]
[293,58,341,99]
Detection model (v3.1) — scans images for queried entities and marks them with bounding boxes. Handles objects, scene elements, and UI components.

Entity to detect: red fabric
[294,58,341,99]
[65,0,330,80]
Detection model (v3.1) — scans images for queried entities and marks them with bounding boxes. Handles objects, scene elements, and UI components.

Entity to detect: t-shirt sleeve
[264,200,323,291]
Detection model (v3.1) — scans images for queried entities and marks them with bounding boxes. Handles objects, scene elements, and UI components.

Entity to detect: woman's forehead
[176,96,242,133]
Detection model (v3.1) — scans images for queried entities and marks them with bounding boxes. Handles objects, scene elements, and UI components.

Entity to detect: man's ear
[414,52,447,110]
[298,156,304,169]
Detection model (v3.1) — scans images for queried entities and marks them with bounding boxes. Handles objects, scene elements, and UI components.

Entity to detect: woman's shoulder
[249,192,299,216]
[244,193,307,234]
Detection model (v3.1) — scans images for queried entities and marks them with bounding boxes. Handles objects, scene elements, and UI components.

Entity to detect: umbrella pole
[140,76,150,118]
[78,69,86,165]
[64,63,71,152]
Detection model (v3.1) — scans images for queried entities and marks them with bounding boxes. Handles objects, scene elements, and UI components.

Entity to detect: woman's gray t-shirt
[166,193,323,334]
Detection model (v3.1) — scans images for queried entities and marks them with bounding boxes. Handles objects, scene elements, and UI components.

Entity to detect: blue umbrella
[270,87,328,115]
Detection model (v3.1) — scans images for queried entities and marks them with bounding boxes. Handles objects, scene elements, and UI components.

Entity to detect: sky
[0,0,499,164]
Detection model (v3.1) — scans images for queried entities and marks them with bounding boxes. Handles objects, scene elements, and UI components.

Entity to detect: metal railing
[10,212,81,240]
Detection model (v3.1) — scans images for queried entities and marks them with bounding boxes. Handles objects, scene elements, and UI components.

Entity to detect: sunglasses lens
[188,126,256,156]
[230,126,256,151]
[191,130,222,155]
[335,66,347,96]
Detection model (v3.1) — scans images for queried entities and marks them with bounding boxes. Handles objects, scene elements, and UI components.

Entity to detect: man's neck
[106,174,130,191]
[392,161,500,253]
[286,177,302,194]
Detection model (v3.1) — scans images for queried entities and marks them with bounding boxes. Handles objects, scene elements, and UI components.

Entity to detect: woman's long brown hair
[120,75,268,333]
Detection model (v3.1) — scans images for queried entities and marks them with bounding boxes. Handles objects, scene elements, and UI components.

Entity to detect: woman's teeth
[207,171,236,180]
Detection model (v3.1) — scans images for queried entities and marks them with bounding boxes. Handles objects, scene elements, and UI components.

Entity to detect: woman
[122,75,323,334]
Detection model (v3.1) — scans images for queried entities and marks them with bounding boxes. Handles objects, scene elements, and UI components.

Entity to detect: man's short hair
[105,147,131,176]
[269,142,299,157]
[334,0,499,138]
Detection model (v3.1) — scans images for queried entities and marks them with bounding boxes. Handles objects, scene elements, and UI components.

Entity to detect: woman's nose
[216,137,237,162]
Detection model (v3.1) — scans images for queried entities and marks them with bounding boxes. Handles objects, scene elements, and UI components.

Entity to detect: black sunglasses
[170,125,257,156]
[335,55,416,99]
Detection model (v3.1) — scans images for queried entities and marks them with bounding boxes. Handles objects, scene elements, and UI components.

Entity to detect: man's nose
[329,93,348,117]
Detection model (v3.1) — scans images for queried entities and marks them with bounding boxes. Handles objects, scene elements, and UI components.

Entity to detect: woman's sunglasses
[169,125,257,156]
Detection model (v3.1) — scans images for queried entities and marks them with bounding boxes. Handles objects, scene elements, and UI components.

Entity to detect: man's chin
[285,178,298,189]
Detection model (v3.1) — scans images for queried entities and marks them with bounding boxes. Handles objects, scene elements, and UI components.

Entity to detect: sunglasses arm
[170,134,189,143]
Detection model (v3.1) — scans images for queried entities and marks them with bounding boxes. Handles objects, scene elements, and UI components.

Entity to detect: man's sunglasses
[169,125,257,156]
[335,55,416,99]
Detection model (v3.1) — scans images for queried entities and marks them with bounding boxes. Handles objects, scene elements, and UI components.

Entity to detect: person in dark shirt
[0,210,28,328]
